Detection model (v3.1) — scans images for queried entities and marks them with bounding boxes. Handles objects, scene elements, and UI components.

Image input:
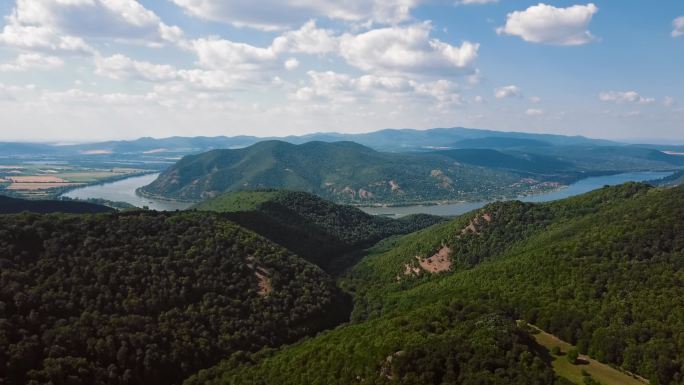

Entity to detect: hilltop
[193,190,444,272]
[140,140,558,205]
[189,183,684,385]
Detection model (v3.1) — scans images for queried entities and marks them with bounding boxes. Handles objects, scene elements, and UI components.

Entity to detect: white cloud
[95,54,179,82]
[0,24,93,53]
[0,0,182,53]
[494,85,521,99]
[291,70,462,109]
[339,23,479,75]
[673,16,684,38]
[284,58,300,70]
[171,0,418,30]
[525,108,544,116]
[530,96,541,103]
[599,91,655,105]
[664,96,675,107]
[0,53,64,72]
[272,21,338,54]
[497,3,599,45]
[191,38,278,71]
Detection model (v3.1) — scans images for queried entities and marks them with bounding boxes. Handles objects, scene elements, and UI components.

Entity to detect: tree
[567,348,580,365]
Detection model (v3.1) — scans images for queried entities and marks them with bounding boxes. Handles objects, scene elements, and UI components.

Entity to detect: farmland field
[0,162,150,199]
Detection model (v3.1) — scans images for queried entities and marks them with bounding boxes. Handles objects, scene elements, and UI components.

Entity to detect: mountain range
[1,127,676,157]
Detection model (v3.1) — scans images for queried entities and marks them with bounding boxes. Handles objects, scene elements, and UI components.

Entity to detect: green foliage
[140,140,556,204]
[568,349,580,365]
[184,301,556,385]
[0,211,349,385]
[336,183,684,384]
[194,190,444,272]
[0,195,113,214]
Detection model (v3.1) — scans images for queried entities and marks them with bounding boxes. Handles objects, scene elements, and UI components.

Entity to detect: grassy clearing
[528,324,648,385]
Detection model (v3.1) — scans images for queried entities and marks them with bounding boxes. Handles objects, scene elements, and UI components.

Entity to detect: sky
[0,0,682,143]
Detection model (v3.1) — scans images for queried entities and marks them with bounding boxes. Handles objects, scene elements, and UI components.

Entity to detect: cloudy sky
[0,0,682,142]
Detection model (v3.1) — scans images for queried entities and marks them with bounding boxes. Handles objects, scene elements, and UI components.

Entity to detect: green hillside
[0,195,114,214]
[0,211,349,385]
[140,140,560,205]
[190,183,684,385]
[193,190,444,272]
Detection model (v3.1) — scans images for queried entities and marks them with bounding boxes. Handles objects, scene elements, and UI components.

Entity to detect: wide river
[63,171,673,216]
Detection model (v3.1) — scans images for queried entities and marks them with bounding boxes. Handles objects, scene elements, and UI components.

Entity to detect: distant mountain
[434,148,574,173]
[193,190,444,272]
[140,140,546,204]
[0,142,58,156]
[0,127,623,156]
[0,195,114,214]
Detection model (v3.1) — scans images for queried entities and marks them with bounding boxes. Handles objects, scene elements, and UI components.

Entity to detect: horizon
[2,126,684,147]
[0,1,683,142]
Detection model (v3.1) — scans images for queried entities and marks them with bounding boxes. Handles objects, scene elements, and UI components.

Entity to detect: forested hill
[189,183,684,385]
[193,190,444,272]
[139,140,551,205]
[0,195,113,214]
[0,211,349,385]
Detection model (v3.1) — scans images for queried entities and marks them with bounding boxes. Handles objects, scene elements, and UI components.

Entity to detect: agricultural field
[0,163,149,199]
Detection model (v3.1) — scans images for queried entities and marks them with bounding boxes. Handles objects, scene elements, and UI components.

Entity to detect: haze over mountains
[0,127,667,157]
[135,129,684,205]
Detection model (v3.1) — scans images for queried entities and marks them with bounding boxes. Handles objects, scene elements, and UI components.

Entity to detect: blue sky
[0,0,682,142]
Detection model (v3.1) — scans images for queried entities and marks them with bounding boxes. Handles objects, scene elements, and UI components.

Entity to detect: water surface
[62,173,192,211]
[361,171,673,217]
[63,171,672,214]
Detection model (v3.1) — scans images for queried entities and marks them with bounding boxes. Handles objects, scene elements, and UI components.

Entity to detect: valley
[2,128,684,385]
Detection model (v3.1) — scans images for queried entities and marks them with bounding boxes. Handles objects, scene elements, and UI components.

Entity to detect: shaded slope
[0,195,114,214]
[193,190,445,272]
[192,184,684,385]
[0,211,349,385]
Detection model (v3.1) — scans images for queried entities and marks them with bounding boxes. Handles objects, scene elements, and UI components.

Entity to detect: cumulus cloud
[171,0,418,30]
[494,85,522,99]
[292,70,462,109]
[599,91,655,105]
[271,21,338,54]
[673,17,684,38]
[0,53,64,72]
[95,54,179,82]
[497,3,599,45]
[0,0,182,53]
[191,38,278,71]
[339,23,479,75]
[284,58,300,70]
[0,23,93,53]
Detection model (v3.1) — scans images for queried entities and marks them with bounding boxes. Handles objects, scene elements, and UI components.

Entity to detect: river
[62,173,192,211]
[62,171,673,216]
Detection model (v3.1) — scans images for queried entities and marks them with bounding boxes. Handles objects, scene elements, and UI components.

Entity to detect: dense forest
[191,183,684,385]
[139,140,566,205]
[3,183,684,385]
[0,195,113,214]
[193,190,444,272]
[0,211,349,385]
